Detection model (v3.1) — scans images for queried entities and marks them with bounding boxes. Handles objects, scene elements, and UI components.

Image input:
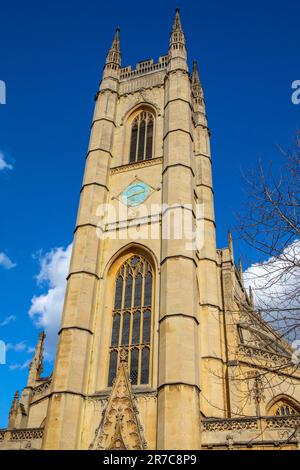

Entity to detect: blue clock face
[121,182,151,206]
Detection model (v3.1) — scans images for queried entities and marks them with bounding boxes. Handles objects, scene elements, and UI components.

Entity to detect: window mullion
[144,117,148,161]
[137,346,142,385]
[136,117,140,162]
[129,275,135,348]
[118,266,127,368]
[149,273,154,385]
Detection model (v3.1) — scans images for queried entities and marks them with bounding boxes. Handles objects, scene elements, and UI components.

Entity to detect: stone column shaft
[42,85,118,449]
[157,62,201,449]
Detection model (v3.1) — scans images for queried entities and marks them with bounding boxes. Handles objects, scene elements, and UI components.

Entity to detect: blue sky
[0,0,299,427]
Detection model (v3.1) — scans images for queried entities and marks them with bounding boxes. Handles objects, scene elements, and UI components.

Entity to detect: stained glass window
[111,314,120,346]
[108,350,118,387]
[144,271,152,306]
[134,273,142,307]
[114,276,123,309]
[141,348,150,384]
[122,313,131,345]
[108,255,153,386]
[124,274,132,308]
[129,111,154,163]
[145,119,153,160]
[130,348,139,385]
[132,311,141,344]
[137,119,145,161]
[129,122,138,163]
[143,310,151,344]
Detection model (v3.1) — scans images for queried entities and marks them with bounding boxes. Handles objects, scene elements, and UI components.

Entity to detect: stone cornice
[164,97,193,112]
[157,382,201,393]
[91,117,116,128]
[86,147,113,159]
[66,270,99,281]
[110,157,163,175]
[160,254,197,268]
[80,182,109,193]
[73,222,98,234]
[163,128,194,142]
[58,326,94,336]
[159,313,199,325]
[162,162,195,177]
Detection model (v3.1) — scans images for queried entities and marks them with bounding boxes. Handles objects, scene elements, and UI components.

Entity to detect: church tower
[42,9,221,449]
[3,8,300,452]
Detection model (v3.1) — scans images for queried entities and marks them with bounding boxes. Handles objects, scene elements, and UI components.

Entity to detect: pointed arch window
[129,111,154,163]
[108,255,154,386]
[269,399,300,417]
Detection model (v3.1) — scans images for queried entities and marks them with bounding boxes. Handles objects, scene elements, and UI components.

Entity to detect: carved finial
[228,229,234,257]
[27,331,46,386]
[120,348,128,363]
[238,258,243,277]
[39,331,46,342]
[173,8,183,31]
[249,286,254,306]
[192,60,204,106]
[169,8,186,59]
[112,27,120,50]
[8,390,20,429]
[9,390,19,414]
[105,27,121,68]
[192,61,200,83]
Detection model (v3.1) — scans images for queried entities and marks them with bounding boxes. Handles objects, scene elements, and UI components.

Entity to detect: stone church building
[1,10,300,450]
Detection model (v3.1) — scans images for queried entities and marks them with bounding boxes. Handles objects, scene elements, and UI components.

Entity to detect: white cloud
[0,315,16,327]
[244,239,300,339]
[9,359,31,371]
[0,151,13,171]
[5,341,35,354]
[29,244,72,357]
[6,341,27,353]
[0,252,16,269]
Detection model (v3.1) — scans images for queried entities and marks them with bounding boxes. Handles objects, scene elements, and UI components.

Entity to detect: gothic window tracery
[108,255,153,386]
[268,398,300,416]
[129,111,154,163]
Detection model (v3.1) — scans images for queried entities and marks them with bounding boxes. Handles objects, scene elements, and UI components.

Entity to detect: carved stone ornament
[89,350,147,450]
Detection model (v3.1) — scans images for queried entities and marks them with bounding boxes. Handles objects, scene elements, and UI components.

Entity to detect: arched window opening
[268,398,300,417]
[129,111,154,163]
[108,254,154,386]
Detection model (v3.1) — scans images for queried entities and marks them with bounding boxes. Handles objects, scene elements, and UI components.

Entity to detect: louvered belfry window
[108,255,153,386]
[129,111,154,163]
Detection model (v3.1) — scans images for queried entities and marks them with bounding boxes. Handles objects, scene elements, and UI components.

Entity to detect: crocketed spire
[105,27,121,67]
[169,8,186,52]
[172,7,183,31]
[191,61,204,105]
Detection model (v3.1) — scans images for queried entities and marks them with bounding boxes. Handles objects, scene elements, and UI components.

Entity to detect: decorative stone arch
[120,101,160,127]
[103,242,159,279]
[266,394,300,416]
[121,103,158,165]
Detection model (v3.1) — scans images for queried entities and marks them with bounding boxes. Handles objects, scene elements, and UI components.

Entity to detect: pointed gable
[90,350,147,450]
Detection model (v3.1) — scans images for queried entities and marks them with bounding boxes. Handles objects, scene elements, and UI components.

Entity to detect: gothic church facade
[1,10,300,450]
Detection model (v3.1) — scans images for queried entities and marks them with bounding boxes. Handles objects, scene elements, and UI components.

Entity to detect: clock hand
[128,189,146,198]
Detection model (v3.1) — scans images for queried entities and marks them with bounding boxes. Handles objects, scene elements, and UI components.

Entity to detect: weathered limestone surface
[1,10,300,451]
